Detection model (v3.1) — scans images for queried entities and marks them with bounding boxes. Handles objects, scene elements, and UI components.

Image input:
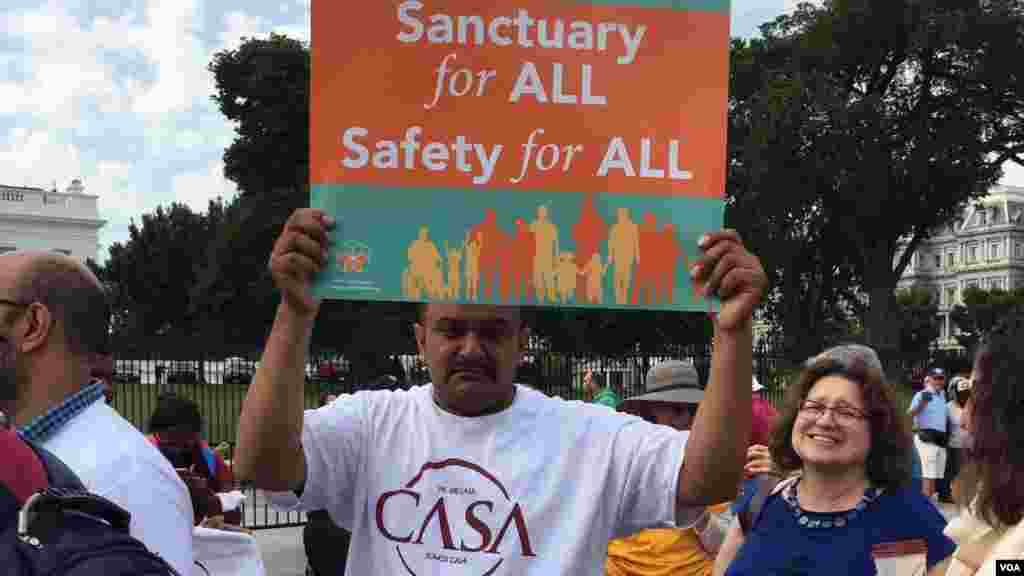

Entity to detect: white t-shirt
[290,384,692,575]
[42,401,195,576]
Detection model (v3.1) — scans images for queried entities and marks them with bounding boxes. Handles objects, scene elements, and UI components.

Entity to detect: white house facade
[0,179,106,261]
[896,184,1024,349]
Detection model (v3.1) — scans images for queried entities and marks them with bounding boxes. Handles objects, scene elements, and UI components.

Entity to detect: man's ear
[518,325,530,354]
[19,302,53,354]
[414,323,426,357]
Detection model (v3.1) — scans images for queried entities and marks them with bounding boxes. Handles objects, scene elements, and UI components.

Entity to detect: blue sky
[1,0,1020,262]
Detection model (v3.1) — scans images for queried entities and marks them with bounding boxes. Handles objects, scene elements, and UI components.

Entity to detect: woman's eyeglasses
[798,399,869,426]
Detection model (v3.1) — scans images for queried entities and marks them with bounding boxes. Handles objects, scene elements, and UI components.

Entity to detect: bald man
[0,251,194,575]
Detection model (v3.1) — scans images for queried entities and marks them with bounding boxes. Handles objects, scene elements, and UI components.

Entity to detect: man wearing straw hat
[606,360,729,576]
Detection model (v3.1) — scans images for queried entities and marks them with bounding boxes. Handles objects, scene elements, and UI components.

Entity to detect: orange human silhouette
[572,192,607,302]
[443,240,463,300]
[498,238,515,303]
[584,252,609,304]
[464,231,482,301]
[512,218,535,303]
[556,252,577,303]
[407,226,443,299]
[632,212,660,305]
[655,220,688,303]
[337,253,353,273]
[469,210,508,302]
[530,205,559,303]
[608,207,640,305]
[402,267,420,298]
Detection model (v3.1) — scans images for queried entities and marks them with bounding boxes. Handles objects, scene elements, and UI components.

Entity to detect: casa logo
[375,459,536,575]
[337,240,370,273]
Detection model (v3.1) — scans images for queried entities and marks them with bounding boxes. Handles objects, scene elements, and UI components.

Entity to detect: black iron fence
[107,342,964,529]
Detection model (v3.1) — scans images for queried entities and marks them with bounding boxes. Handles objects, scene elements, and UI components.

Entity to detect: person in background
[1,251,194,575]
[940,323,1024,575]
[909,367,950,500]
[937,376,973,504]
[713,344,954,576]
[584,368,622,409]
[146,393,245,526]
[730,376,783,523]
[605,360,729,576]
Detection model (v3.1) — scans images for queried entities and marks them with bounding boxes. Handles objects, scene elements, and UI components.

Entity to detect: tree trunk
[864,278,902,374]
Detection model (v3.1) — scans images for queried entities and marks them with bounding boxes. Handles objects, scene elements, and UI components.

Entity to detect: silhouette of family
[400,192,700,307]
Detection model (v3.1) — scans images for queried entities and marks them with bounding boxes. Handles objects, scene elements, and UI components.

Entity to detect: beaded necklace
[781,477,882,529]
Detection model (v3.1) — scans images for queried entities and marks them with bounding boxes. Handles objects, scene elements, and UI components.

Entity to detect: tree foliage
[98,201,226,352]
[728,0,1024,359]
[950,287,1024,351]
[894,286,940,358]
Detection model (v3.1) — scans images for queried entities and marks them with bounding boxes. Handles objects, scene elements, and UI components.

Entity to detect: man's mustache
[450,359,496,379]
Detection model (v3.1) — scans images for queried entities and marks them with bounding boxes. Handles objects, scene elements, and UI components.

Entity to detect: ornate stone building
[896,184,1024,349]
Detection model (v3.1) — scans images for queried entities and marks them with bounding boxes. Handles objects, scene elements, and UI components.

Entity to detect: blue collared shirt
[908,388,948,432]
[17,381,105,444]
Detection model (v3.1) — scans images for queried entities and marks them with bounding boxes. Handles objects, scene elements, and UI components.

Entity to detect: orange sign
[311,0,729,198]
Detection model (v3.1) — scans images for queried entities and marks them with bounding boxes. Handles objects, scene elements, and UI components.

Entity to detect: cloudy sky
[1,0,1021,262]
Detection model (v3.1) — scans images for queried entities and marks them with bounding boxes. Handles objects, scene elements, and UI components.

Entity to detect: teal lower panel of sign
[311,183,722,312]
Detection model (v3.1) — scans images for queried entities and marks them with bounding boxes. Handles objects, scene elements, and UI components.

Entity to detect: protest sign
[311,0,729,310]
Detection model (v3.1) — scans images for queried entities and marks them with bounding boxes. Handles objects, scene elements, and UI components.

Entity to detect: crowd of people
[1,208,1023,576]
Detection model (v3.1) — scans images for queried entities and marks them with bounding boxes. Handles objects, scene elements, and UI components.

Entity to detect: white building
[896,184,1024,349]
[0,179,106,261]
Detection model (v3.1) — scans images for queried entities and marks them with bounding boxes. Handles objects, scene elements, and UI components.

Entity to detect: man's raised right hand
[268,209,335,319]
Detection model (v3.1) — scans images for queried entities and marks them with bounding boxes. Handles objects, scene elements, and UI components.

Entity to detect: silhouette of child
[556,252,577,304]
[584,253,608,304]
[444,242,463,300]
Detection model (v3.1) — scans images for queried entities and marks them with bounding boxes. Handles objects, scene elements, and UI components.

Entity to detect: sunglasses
[804,344,884,374]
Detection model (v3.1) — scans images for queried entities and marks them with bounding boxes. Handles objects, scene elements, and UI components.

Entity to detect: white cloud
[131,0,212,120]
[171,159,238,209]
[1003,161,1024,187]
[1,1,129,129]
[218,10,265,52]
[0,128,83,188]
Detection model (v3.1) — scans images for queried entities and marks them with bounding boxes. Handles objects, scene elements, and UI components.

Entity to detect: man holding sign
[234,208,767,575]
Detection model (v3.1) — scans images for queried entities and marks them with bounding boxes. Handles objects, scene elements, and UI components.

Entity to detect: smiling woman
[712,346,956,576]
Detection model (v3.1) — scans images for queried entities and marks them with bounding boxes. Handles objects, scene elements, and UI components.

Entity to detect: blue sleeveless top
[726,479,954,575]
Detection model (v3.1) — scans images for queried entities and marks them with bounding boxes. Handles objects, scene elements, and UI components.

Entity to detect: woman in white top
[939,376,972,503]
[938,321,1024,575]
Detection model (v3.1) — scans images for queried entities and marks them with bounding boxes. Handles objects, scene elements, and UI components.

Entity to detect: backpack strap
[738,473,787,535]
[18,487,133,545]
[24,440,86,491]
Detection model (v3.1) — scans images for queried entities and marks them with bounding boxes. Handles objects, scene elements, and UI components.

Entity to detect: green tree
[99,201,225,352]
[894,286,940,359]
[728,0,1024,361]
[951,287,1024,350]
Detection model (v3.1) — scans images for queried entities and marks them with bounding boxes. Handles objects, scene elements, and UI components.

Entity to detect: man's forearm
[234,303,315,490]
[678,321,753,506]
